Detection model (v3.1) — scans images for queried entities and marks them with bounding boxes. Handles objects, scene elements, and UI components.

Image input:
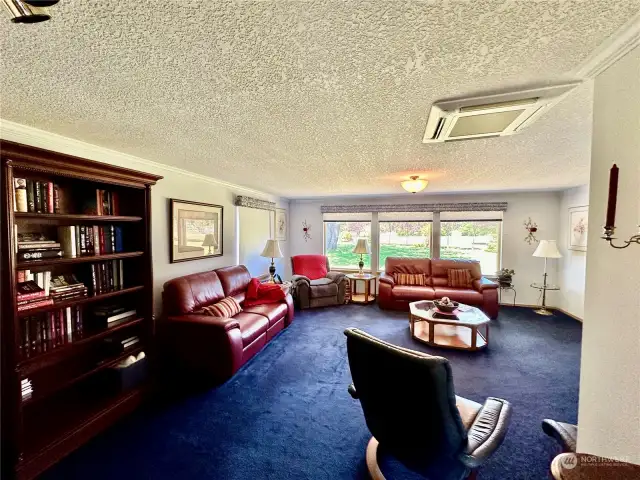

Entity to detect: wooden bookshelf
[1,141,162,479]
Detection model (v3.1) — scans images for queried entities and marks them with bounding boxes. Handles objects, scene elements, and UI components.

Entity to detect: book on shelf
[16,280,46,301]
[14,178,28,212]
[17,232,63,261]
[15,179,59,214]
[20,306,83,359]
[57,225,124,257]
[18,249,63,261]
[82,189,120,216]
[21,378,33,401]
[104,335,139,354]
[88,260,125,295]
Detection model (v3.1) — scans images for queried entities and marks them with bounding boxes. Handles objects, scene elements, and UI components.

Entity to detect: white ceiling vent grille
[423,83,581,143]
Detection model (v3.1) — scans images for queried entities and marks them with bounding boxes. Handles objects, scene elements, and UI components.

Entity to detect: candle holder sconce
[601,225,640,249]
[601,163,640,249]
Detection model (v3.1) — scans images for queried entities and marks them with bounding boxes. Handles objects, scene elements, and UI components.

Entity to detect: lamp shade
[261,239,283,259]
[202,233,218,247]
[401,176,428,194]
[532,240,562,258]
[352,238,371,255]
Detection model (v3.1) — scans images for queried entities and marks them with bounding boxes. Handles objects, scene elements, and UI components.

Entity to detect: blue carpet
[43,305,581,480]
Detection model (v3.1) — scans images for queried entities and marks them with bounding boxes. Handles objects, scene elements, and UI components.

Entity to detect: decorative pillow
[393,273,427,286]
[447,269,473,288]
[201,296,242,318]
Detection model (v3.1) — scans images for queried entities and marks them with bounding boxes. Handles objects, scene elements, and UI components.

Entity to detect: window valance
[320,202,508,214]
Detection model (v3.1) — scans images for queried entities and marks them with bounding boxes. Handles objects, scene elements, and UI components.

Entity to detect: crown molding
[0,119,279,200]
[572,12,640,79]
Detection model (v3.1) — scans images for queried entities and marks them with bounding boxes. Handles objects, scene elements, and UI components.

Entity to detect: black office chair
[344,328,512,480]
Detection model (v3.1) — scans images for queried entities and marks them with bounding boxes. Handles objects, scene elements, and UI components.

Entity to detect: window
[378,212,432,270]
[440,212,502,274]
[323,213,371,270]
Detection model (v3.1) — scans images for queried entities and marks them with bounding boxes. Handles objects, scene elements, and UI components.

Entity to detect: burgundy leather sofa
[161,265,294,381]
[378,257,499,319]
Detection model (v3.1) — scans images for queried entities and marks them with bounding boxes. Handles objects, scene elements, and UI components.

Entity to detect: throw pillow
[201,296,242,318]
[447,269,473,288]
[393,273,427,286]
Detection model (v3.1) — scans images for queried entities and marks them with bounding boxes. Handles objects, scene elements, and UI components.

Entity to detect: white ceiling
[1,1,639,198]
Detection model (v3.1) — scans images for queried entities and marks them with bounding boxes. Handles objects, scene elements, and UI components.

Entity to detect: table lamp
[352,238,370,275]
[202,234,218,254]
[532,240,562,315]
[261,239,284,282]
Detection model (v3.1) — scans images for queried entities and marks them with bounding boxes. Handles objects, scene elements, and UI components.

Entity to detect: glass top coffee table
[409,300,490,351]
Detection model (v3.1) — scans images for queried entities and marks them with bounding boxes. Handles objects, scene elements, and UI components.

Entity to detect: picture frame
[568,205,588,252]
[275,208,287,241]
[170,199,223,263]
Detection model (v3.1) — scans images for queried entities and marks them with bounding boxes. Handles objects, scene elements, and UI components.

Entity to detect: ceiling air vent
[422,82,581,143]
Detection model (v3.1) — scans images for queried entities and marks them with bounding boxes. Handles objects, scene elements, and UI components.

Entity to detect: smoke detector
[422,82,581,143]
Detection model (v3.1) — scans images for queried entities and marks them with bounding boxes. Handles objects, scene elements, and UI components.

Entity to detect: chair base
[365,436,477,480]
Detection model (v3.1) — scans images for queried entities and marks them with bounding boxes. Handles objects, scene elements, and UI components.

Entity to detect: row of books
[20,306,83,358]
[22,378,33,401]
[16,233,62,262]
[90,189,121,216]
[16,273,88,311]
[91,260,125,295]
[58,225,123,257]
[13,178,60,214]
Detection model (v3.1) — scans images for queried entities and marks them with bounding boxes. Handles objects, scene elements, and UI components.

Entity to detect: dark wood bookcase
[1,141,162,479]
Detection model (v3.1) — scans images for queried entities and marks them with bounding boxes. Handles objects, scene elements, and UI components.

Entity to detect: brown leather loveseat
[378,257,499,319]
[161,265,294,381]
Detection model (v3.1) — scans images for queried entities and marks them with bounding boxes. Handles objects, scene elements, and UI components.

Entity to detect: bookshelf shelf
[22,346,144,407]
[19,318,145,376]
[14,212,143,222]
[17,285,145,318]
[17,251,144,269]
[2,140,162,479]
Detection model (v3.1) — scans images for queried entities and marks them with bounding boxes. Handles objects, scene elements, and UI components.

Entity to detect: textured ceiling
[1,1,639,198]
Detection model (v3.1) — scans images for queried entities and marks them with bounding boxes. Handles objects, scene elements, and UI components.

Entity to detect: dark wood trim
[1,141,163,188]
[16,251,144,269]
[169,198,224,263]
[17,285,145,318]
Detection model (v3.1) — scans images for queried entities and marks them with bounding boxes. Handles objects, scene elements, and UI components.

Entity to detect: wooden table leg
[365,279,369,302]
[471,326,477,350]
[428,321,434,344]
[485,324,490,346]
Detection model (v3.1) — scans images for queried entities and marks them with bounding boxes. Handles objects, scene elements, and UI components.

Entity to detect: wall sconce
[601,163,640,249]
[3,0,59,23]
[524,217,538,245]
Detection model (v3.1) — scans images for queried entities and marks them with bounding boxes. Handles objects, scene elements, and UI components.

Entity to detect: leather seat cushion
[243,303,288,327]
[234,312,269,346]
[391,285,436,301]
[310,278,333,286]
[310,282,338,298]
[456,395,482,429]
[433,287,483,305]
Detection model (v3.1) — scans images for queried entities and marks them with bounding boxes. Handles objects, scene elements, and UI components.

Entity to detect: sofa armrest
[167,314,240,332]
[459,397,512,469]
[379,272,395,286]
[327,271,347,284]
[473,277,498,292]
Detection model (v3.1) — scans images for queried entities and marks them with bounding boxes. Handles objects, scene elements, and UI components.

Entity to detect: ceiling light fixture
[401,176,428,194]
[3,0,59,23]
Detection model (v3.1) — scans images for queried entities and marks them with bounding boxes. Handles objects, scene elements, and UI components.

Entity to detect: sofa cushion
[243,303,288,327]
[385,257,431,276]
[392,285,436,301]
[310,282,339,298]
[433,287,483,305]
[310,278,333,286]
[201,296,242,318]
[162,271,225,315]
[235,312,269,346]
[447,269,473,288]
[216,265,252,297]
[431,259,482,280]
[292,255,328,280]
[393,273,427,286]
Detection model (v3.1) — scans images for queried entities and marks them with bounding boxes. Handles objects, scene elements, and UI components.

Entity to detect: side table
[345,273,378,305]
[498,284,517,306]
[530,282,559,315]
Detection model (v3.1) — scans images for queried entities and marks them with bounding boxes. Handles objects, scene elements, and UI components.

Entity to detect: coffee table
[409,300,490,351]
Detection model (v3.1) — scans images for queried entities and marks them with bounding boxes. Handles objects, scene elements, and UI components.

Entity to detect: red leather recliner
[161,265,294,381]
[378,257,499,319]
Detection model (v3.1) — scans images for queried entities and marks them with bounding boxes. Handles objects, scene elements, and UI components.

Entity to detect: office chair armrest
[459,397,512,469]
[347,383,358,399]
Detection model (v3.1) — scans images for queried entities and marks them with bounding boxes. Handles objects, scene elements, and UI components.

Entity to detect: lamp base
[534,308,554,316]
[268,261,276,283]
[358,259,364,275]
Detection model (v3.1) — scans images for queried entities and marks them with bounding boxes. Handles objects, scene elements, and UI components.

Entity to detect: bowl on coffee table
[433,299,459,313]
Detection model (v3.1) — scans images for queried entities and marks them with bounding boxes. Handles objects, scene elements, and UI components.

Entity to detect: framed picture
[568,205,588,251]
[275,208,287,241]
[170,199,223,263]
